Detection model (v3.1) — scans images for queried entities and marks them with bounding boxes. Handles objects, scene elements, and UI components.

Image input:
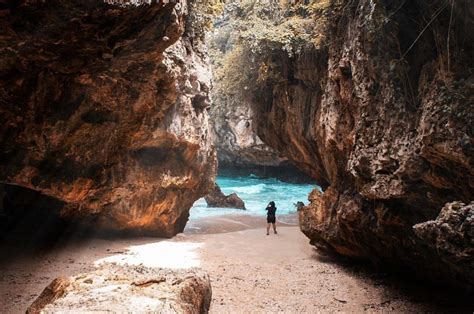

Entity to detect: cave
[0,0,473,312]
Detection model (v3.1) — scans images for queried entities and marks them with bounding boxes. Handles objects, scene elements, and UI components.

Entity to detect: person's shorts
[267,215,276,223]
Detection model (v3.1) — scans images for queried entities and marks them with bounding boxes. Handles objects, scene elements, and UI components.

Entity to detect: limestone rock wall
[207,3,285,167]
[0,0,217,237]
[210,95,284,167]
[249,0,473,288]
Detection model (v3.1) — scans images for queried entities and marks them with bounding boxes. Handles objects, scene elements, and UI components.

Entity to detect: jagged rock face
[413,201,473,285]
[250,0,474,288]
[27,265,212,313]
[0,0,216,237]
[207,5,284,167]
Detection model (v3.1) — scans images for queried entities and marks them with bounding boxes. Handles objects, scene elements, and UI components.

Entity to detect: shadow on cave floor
[0,210,94,264]
[310,249,473,313]
[1,188,79,256]
[0,210,159,266]
[0,184,149,265]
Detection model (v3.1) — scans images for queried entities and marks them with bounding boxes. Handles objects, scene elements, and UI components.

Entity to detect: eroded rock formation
[204,183,245,209]
[413,201,473,285]
[207,4,285,168]
[210,96,284,167]
[27,264,212,313]
[241,0,473,288]
[0,0,216,237]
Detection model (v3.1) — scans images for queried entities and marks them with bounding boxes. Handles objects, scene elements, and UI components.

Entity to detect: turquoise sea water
[189,175,318,219]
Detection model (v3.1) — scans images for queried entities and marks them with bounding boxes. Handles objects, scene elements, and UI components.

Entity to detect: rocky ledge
[27,264,212,313]
[0,0,216,237]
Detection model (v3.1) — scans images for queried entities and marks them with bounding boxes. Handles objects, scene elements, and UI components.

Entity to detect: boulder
[204,184,246,209]
[0,0,217,237]
[27,264,212,314]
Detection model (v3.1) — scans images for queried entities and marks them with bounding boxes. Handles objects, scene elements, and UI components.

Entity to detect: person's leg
[266,223,270,235]
[272,222,277,234]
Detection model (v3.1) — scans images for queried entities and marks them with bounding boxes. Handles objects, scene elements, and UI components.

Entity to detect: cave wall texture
[0,0,217,237]
[247,0,473,288]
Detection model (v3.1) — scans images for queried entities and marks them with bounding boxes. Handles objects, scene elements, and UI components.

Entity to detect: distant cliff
[206,3,286,168]
[0,0,217,237]
[231,0,474,288]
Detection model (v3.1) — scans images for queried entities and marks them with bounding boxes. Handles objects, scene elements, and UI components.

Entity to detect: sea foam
[190,175,317,220]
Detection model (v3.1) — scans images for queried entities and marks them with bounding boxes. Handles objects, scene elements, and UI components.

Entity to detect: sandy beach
[0,214,471,313]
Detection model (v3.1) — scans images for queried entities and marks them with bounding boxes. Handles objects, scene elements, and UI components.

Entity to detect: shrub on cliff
[210,0,331,98]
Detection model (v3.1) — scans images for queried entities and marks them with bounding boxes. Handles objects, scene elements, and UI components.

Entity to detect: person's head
[269,201,275,207]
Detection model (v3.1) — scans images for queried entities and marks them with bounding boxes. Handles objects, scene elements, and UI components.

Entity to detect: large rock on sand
[27,264,212,314]
[0,0,216,237]
[204,183,245,209]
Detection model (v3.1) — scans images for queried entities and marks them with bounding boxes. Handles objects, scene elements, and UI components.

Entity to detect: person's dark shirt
[266,206,276,216]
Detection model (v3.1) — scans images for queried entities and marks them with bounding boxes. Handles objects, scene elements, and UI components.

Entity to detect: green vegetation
[208,0,331,99]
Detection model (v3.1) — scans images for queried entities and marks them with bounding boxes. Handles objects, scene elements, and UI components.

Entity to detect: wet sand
[0,214,471,313]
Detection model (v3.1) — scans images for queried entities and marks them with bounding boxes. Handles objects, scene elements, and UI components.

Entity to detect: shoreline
[184,213,299,235]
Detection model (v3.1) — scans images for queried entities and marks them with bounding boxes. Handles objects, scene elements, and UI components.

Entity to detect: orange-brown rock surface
[249,0,473,288]
[0,0,216,237]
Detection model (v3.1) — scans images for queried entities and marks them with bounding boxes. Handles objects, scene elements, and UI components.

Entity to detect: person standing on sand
[266,201,277,235]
